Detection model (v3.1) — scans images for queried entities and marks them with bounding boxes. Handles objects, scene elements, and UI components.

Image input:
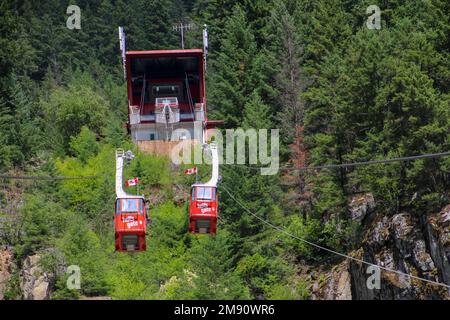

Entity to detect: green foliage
[58,216,111,296]
[266,278,310,300]
[242,91,273,130]
[3,271,21,300]
[177,233,251,299]
[209,5,258,127]
[284,215,322,259]
[51,276,81,300]
[0,77,43,169]
[15,194,72,259]
[42,72,109,152]
[151,202,188,245]
[56,143,115,220]
[302,0,450,221]
[236,252,291,297]
[69,126,99,163]
[128,152,171,187]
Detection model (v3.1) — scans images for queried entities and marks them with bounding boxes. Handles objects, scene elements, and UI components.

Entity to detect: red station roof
[126,49,203,57]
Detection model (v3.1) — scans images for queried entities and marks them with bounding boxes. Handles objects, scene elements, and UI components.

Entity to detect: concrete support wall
[136,139,200,157]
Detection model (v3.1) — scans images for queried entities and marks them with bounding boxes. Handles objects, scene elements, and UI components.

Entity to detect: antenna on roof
[173,22,196,49]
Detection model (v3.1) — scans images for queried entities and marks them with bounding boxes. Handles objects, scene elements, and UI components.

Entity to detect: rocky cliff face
[426,205,450,285]
[1,251,56,300]
[314,196,450,300]
[20,254,55,300]
[311,261,352,300]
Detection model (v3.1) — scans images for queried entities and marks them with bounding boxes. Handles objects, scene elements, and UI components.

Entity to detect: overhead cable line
[221,185,450,290]
[0,175,101,181]
[224,151,450,172]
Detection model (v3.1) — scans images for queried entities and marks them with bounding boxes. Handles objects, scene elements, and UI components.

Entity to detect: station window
[152,85,180,97]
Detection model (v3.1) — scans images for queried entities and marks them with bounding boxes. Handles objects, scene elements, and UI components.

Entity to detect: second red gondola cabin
[115,196,147,251]
[189,185,218,234]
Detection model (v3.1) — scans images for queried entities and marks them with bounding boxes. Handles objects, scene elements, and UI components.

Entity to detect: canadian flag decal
[125,177,139,187]
[184,167,197,175]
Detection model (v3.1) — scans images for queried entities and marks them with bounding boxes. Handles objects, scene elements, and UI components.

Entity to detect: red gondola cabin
[189,185,218,234]
[115,196,147,252]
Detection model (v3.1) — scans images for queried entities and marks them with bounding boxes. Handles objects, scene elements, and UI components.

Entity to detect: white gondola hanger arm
[200,143,219,187]
[115,149,136,198]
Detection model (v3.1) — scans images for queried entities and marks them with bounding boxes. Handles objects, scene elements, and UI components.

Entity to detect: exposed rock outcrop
[20,254,55,300]
[349,193,375,223]
[312,197,449,300]
[349,208,449,299]
[425,205,450,285]
[312,261,352,300]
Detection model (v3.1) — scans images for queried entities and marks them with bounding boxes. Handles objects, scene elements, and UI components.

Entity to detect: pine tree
[209,5,258,127]
[266,0,304,149]
[242,90,272,130]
